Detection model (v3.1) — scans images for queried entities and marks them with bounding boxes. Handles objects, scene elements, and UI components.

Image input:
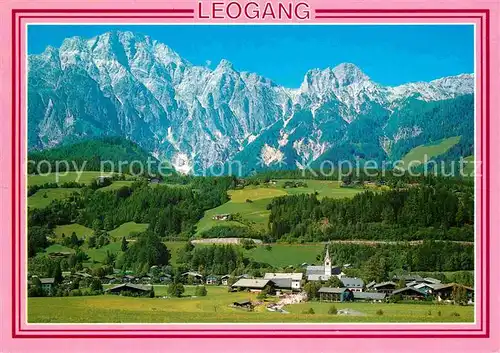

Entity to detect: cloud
[205,60,212,67]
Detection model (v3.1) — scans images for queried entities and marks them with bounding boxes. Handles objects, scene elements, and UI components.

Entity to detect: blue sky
[28,25,474,88]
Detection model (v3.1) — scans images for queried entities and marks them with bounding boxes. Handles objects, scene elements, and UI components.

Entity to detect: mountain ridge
[28,30,474,175]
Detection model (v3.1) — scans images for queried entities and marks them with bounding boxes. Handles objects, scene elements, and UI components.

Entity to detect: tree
[88,236,96,249]
[325,276,343,288]
[52,262,63,284]
[93,267,106,278]
[396,279,406,289]
[195,286,207,297]
[362,253,389,283]
[240,239,256,250]
[28,277,44,297]
[103,251,116,266]
[28,226,50,257]
[303,282,321,300]
[452,285,468,305]
[124,232,171,272]
[121,237,128,252]
[70,232,80,248]
[328,305,338,315]
[167,283,185,297]
[90,278,103,292]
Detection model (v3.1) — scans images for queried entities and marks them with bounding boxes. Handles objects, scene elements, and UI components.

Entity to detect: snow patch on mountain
[260,144,284,166]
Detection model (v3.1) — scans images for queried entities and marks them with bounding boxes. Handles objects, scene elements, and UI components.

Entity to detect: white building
[264,272,303,290]
[306,248,345,281]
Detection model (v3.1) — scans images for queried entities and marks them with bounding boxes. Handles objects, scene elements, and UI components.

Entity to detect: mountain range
[28,30,474,175]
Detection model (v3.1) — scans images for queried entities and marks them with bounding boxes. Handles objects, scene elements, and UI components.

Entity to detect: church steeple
[324,246,332,276]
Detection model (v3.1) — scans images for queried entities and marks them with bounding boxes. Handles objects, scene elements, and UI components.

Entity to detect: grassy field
[53,224,93,240]
[28,188,79,209]
[401,136,461,169]
[44,244,75,255]
[97,180,135,192]
[28,171,113,186]
[196,181,361,235]
[85,242,123,263]
[108,222,149,240]
[82,240,186,267]
[276,179,362,200]
[196,198,272,233]
[244,243,324,267]
[28,286,473,323]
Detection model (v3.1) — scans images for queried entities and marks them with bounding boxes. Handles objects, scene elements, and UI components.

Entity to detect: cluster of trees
[176,243,271,276]
[268,182,473,243]
[121,232,171,274]
[27,137,164,175]
[323,240,473,280]
[185,245,245,275]
[28,177,234,242]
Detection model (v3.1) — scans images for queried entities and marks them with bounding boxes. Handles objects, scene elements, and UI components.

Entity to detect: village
[31,247,474,316]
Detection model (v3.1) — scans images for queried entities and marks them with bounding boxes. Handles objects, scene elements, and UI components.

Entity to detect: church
[306,248,344,281]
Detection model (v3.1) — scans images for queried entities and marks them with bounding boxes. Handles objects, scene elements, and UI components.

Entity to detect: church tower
[324,246,332,276]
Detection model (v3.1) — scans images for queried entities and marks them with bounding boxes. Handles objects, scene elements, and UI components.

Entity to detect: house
[159,274,172,283]
[413,282,441,295]
[422,277,442,285]
[220,275,231,286]
[340,277,364,292]
[391,287,427,300]
[406,281,419,288]
[206,275,219,285]
[39,278,55,294]
[75,272,93,279]
[393,274,423,283]
[212,213,231,221]
[353,292,387,302]
[231,279,274,293]
[106,283,153,296]
[432,283,474,303]
[123,275,136,283]
[318,287,353,302]
[373,281,396,294]
[97,175,112,185]
[48,252,73,259]
[264,273,303,290]
[306,248,344,281]
[102,275,116,284]
[365,281,376,290]
[182,271,204,284]
[232,300,254,310]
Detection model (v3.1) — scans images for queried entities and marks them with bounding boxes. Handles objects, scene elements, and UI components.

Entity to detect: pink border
[1,1,498,351]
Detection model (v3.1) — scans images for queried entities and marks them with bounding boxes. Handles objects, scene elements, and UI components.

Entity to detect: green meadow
[97,180,135,192]
[53,224,93,240]
[108,222,149,240]
[28,285,473,323]
[28,171,112,186]
[243,243,324,267]
[401,136,461,169]
[28,188,79,209]
[195,180,361,235]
